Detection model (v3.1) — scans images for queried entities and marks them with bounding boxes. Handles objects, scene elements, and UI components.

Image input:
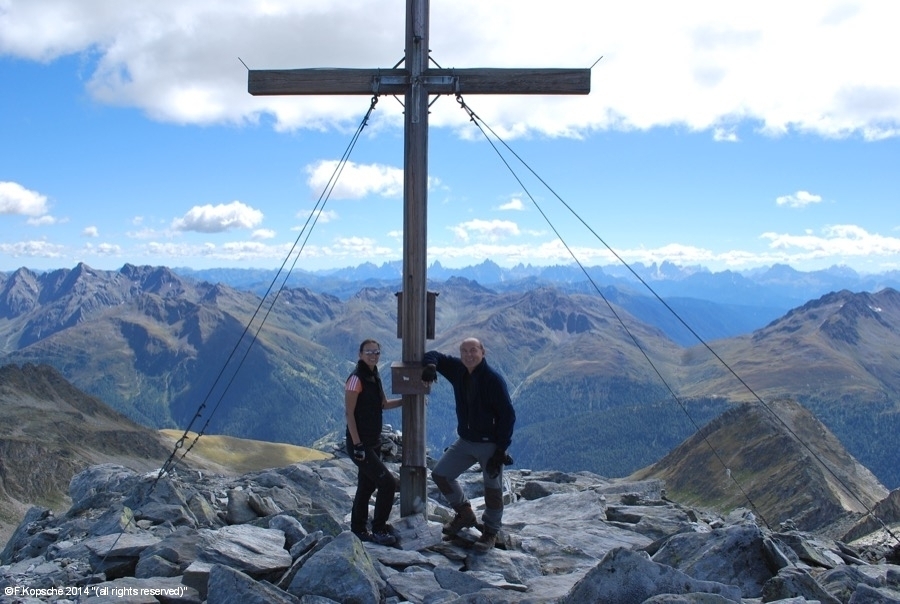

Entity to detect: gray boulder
[207,563,301,604]
[560,547,743,604]
[651,524,775,598]
[135,527,199,578]
[762,567,842,604]
[848,582,900,603]
[196,523,292,575]
[287,531,383,603]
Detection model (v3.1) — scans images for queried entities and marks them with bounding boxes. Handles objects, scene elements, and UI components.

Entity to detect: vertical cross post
[248,0,590,516]
[398,0,430,514]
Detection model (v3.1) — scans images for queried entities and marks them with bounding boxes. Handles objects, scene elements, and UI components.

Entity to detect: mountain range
[177,259,900,343]
[2,261,899,495]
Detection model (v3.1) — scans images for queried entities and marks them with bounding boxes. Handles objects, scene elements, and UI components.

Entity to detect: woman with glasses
[345,338,403,546]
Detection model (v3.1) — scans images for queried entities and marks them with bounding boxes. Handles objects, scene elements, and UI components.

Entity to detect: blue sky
[1,1,899,275]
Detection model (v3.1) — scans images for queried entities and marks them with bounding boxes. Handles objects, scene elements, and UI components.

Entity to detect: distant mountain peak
[634,398,888,531]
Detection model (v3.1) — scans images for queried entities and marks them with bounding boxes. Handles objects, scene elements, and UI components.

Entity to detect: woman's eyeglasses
[363,350,381,355]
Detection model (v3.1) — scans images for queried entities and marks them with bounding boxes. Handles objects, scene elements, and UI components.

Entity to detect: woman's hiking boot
[443,502,477,535]
[354,528,397,547]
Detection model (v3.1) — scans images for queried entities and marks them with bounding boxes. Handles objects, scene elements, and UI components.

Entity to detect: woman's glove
[352,443,366,461]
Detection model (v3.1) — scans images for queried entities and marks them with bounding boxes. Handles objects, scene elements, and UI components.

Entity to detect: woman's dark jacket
[345,360,385,446]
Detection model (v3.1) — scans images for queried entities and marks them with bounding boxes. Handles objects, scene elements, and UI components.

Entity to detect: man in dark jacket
[422,337,515,551]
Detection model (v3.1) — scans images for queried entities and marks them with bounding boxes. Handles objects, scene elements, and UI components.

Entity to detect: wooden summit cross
[249,0,590,516]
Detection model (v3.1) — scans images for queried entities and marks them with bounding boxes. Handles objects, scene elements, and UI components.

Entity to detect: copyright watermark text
[5,584,189,598]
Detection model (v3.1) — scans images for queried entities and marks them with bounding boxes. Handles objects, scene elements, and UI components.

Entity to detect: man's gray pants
[431,438,504,533]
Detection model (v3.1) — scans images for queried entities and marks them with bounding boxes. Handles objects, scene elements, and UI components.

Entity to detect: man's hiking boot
[473,529,497,552]
[442,502,477,536]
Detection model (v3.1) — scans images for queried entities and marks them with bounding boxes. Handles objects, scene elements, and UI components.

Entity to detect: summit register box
[391,362,431,395]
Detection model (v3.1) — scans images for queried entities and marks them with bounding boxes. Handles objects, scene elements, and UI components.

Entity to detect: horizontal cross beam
[249,67,591,96]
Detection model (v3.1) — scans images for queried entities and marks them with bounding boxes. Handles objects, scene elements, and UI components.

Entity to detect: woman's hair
[358,339,380,353]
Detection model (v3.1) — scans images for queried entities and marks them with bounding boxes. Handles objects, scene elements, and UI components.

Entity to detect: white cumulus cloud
[498,198,525,211]
[171,201,264,233]
[0,181,49,216]
[776,190,823,208]
[450,219,520,242]
[3,1,897,139]
[306,161,403,200]
[761,224,900,259]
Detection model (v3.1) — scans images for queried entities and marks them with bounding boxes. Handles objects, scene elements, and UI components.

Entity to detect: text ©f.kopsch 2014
[5,584,189,598]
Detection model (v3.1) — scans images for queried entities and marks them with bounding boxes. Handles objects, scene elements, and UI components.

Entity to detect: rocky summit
[1,448,899,604]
